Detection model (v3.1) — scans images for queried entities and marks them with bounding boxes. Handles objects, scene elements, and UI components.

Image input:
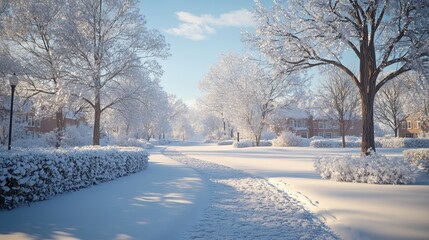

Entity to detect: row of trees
[0,0,184,145]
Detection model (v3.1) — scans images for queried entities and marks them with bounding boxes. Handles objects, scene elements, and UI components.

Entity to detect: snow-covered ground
[163,149,336,239]
[1,143,428,240]
[0,147,208,240]
[171,142,429,240]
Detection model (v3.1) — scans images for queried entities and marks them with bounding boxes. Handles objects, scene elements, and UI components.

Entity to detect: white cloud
[165,9,255,41]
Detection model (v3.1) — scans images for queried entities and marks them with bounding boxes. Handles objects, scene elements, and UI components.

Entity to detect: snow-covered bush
[258,140,273,147]
[310,139,342,148]
[232,139,272,148]
[403,149,429,172]
[218,140,234,145]
[112,137,154,149]
[272,131,310,147]
[310,137,361,148]
[314,151,419,184]
[377,137,429,148]
[0,146,149,210]
[61,125,92,147]
[204,139,217,143]
[233,140,254,148]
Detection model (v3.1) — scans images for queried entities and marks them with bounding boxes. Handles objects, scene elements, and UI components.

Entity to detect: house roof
[276,107,310,119]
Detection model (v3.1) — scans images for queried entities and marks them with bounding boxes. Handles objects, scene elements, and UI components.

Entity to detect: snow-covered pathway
[164,149,338,240]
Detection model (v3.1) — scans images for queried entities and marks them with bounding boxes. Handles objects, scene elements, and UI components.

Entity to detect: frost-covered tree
[318,69,360,147]
[4,0,73,147]
[102,69,170,141]
[61,0,169,145]
[374,78,406,137]
[248,0,429,154]
[200,53,304,146]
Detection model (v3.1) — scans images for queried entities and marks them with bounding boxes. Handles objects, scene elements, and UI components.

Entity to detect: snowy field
[1,143,428,240]
[171,142,429,240]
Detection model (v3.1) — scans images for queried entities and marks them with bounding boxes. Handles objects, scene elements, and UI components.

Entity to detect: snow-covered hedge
[314,152,419,184]
[258,140,273,147]
[217,140,234,145]
[377,138,429,148]
[233,140,254,148]
[272,131,310,147]
[114,138,154,149]
[0,146,149,210]
[232,139,272,148]
[310,137,360,148]
[403,149,429,172]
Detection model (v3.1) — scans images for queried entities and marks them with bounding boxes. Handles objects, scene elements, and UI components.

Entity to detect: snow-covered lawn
[170,143,429,240]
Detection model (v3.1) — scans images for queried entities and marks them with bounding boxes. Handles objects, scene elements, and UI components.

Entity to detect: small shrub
[233,140,254,148]
[114,138,154,149]
[272,131,310,147]
[314,151,419,184]
[258,140,273,147]
[403,148,429,172]
[218,140,234,145]
[310,137,361,148]
[310,139,341,148]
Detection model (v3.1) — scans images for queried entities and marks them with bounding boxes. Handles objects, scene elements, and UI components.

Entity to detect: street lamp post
[8,73,19,150]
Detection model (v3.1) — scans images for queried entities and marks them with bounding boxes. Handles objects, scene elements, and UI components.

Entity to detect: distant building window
[333,123,339,129]
[313,122,317,129]
[290,119,296,128]
[298,119,307,128]
[325,121,332,129]
[401,121,406,129]
[325,132,332,138]
[417,121,421,129]
[318,132,324,137]
[300,132,308,138]
[407,121,412,129]
[318,121,324,129]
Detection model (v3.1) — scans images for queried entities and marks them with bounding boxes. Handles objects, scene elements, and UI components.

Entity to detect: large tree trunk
[393,118,398,137]
[93,92,101,145]
[359,24,378,155]
[360,90,376,155]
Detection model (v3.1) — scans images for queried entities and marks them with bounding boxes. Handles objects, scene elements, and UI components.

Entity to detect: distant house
[271,107,362,138]
[398,114,428,138]
[0,94,86,137]
[16,112,86,136]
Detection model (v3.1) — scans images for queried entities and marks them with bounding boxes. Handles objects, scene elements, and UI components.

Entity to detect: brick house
[271,107,362,138]
[398,115,428,138]
[1,95,85,137]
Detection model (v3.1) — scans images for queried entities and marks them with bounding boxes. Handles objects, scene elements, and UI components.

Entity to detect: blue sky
[139,1,272,104]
